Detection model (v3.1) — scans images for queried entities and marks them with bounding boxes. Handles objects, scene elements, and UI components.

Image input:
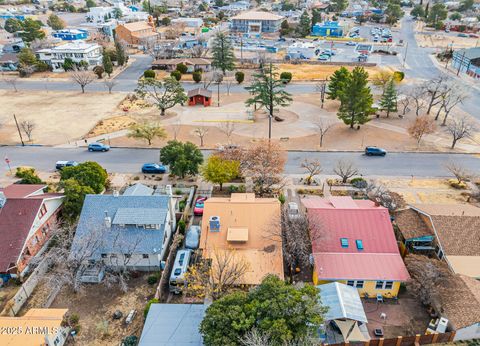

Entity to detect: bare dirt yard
[277,63,391,81]
[0,90,125,146]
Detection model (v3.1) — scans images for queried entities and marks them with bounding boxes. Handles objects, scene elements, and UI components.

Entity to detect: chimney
[113,190,119,197]
[166,185,173,196]
[104,211,112,228]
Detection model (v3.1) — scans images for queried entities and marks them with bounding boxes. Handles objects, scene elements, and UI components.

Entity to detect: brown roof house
[151,58,211,72]
[199,193,284,285]
[0,184,64,278]
[115,17,159,47]
[399,204,480,279]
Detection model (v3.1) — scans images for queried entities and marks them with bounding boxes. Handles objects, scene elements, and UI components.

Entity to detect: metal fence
[324,332,456,346]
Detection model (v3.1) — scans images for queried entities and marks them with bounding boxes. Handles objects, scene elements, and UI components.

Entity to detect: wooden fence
[324,332,456,346]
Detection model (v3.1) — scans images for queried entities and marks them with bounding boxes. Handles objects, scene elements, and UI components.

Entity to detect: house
[0,53,19,71]
[52,29,89,41]
[123,183,154,196]
[318,282,369,343]
[451,47,480,79]
[139,304,206,345]
[0,308,69,346]
[36,41,102,72]
[231,11,284,33]
[200,193,284,285]
[151,58,211,72]
[0,184,64,278]
[171,17,204,28]
[312,21,344,37]
[70,193,176,283]
[394,208,435,256]
[188,88,212,107]
[1,38,25,53]
[405,204,480,278]
[115,18,158,47]
[303,196,410,297]
[86,6,116,23]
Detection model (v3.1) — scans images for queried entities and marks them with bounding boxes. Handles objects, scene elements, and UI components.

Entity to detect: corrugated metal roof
[318,282,367,323]
[112,208,167,225]
[231,11,284,21]
[123,183,154,196]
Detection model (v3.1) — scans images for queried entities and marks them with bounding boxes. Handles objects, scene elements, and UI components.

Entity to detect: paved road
[2,146,479,177]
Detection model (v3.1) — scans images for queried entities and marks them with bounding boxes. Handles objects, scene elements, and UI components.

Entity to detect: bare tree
[171,119,182,140]
[213,71,223,107]
[333,159,359,183]
[435,85,468,125]
[189,39,209,58]
[314,119,334,147]
[411,86,428,116]
[423,76,451,115]
[315,80,327,109]
[103,79,117,94]
[300,158,321,185]
[241,329,319,346]
[217,121,236,144]
[194,126,209,147]
[398,94,410,117]
[20,120,36,142]
[4,77,19,92]
[445,116,476,149]
[445,161,473,184]
[70,69,95,93]
[365,180,406,211]
[408,115,436,147]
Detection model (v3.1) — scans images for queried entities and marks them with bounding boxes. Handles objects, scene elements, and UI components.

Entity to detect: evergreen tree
[327,66,349,100]
[297,10,311,37]
[102,52,113,77]
[211,32,235,75]
[330,0,348,13]
[411,4,425,18]
[18,18,45,43]
[47,14,66,30]
[115,40,126,66]
[337,67,373,129]
[379,79,398,118]
[311,8,322,29]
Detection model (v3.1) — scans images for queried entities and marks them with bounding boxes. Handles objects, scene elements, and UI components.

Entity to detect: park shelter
[187,88,212,107]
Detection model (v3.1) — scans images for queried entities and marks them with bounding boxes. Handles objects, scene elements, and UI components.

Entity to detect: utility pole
[402,41,409,68]
[457,50,466,76]
[13,114,24,147]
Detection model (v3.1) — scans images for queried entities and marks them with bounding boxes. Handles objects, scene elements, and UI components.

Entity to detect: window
[376,281,394,290]
[340,238,349,248]
[124,254,131,259]
[347,280,355,286]
[385,281,393,290]
[101,254,107,258]
[356,239,364,250]
[39,204,48,218]
[376,281,384,289]
[142,254,149,259]
[347,280,364,288]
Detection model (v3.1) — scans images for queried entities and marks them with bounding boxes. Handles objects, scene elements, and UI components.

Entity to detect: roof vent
[209,216,220,232]
[113,190,119,197]
[104,211,112,228]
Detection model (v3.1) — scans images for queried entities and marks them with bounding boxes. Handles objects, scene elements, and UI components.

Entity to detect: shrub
[133,176,140,181]
[143,69,156,79]
[235,71,245,84]
[176,63,188,74]
[93,65,104,79]
[192,71,202,83]
[15,167,44,184]
[350,177,367,189]
[175,189,182,195]
[69,314,80,326]
[278,193,286,204]
[144,298,159,318]
[393,71,405,82]
[170,70,182,81]
[35,61,49,72]
[178,219,186,234]
[448,178,467,189]
[179,200,186,212]
[147,274,159,285]
[280,71,292,84]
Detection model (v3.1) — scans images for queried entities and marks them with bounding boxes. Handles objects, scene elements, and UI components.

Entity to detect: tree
[459,0,474,12]
[135,77,187,116]
[47,14,66,30]
[127,122,167,145]
[449,12,462,21]
[70,69,95,93]
[445,116,476,149]
[218,121,236,143]
[192,71,202,83]
[327,66,349,100]
[93,65,104,79]
[104,79,117,93]
[176,63,188,74]
[280,71,292,83]
[62,179,96,220]
[115,40,126,66]
[60,161,108,194]
[194,126,209,147]
[333,159,359,183]
[385,2,404,25]
[427,3,447,26]
[20,120,36,142]
[445,161,473,184]
[314,119,334,147]
[371,70,394,95]
[170,70,182,81]
[330,0,348,12]
[4,18,23,33]
[365,180,406,211]
[297,10,311,37]
[160,17,171,26]
[280,19,291,36]
[86,0,96,7]
[102,52,113,77]
[423,76,450,115]
[4,77,18,92]
[211,32,235,75]
[200,275,325,346]
[436,85,467,125]
[201,155,240,190]
[379,79,397,117]
[301,159,321,185]
[337,67,373,129]
[112,7,122,19]
[18,18,46,43]
[311,8,322,28]
[245,63,293,139]
[15,167,44,184]
[408,116,436,147]
[159,140,203,178]
[144,69,156,78]
[18,48,37,68]
[411,5,425,18]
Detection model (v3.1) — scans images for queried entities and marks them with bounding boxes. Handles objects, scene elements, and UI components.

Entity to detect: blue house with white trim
[451,47,480,79]
[52,29,89,41]
[312,21,344,37]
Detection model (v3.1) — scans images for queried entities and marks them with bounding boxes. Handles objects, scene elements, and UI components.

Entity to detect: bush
[178,219,186,234]
[176,63,188,74]
[179,200,186,212]
[15,167,44,184]
[93,65,104,79]
[175,189,182,195]
[147,274,159,285]
[170,70,182,81]
[192,71,202,83]
[448,178,467,189]
[69,314,80,326]
[280,71,292,84]
[278,193,286,204]
[35,61,50,72]
[228,184,246,193]
[393,71,405,82]
[143,69,156,79]
[350,177,367,189]
[235,71,245,84]
[144,298,159,318]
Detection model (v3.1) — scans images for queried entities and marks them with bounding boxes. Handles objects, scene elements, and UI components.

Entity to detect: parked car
[141,163,167,174]
[357,54,368,62]
[185,225,201,250]
[346,41,357,46]
[318,54,330,61]
[193,196,208,216]
[322,49,336,56]
[365,146,387,156]
[88,142,110,152]
[469,34,479,38]
[55,160,79,170]
[457,33,469,37]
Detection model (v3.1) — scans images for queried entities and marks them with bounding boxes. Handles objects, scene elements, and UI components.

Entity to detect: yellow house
[304,196,410,298]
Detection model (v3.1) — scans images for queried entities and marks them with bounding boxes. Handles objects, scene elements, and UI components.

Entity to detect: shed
[187,88,212,107]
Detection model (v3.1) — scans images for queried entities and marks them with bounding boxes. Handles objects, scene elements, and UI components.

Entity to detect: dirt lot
[415,33,480,49]
[277,63,390,81]
[0,90,125,145]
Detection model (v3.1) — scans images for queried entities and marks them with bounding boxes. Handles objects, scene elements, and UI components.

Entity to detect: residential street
[1,146,479,177]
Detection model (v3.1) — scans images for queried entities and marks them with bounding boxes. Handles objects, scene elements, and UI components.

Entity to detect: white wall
[454,323,480,341]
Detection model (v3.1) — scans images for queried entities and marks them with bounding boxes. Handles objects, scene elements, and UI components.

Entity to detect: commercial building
[231,11,284,33]
[312,21,344,37]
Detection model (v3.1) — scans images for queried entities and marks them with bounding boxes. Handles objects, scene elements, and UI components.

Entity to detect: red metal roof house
[187,88,212,107]
[303,196,409,298]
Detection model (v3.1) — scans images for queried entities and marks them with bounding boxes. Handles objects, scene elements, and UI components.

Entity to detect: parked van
[169,249,192,294]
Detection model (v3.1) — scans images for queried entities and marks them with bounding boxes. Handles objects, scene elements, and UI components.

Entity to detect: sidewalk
[54,129,130,148]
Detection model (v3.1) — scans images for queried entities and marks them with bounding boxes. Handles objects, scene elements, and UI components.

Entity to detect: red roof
[304,197,410,281]
[0,184,46,198]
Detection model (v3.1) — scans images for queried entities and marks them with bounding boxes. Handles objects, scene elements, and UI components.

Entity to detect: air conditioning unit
[209,216,220,232]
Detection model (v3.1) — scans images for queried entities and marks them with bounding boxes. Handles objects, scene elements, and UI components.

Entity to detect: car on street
[193,196,208,216]
[346,41,357,46]
[185,225,200,250]
[322,49,335,56]
[357,54,368,62]
[469,34,479,38]
[88,142,110,152]
[141,163,167,174]
[365,146,387,156]
[318,54,330,61]
[457,33,469,37]
[55,161,79,170]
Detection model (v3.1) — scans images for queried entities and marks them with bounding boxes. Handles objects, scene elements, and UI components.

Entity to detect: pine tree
[311,8,322,29]
[115,40,126,66]
[211,32,235,75]
[337,67,373,129]
[379,79,397,118]
[103,53,113,77]
[327,66,349,100]
[297,10,311,37]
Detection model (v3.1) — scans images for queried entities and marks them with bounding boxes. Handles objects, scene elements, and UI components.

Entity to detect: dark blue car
[142,163,167,174]
[88,142,110,152]
[365,146,387,156]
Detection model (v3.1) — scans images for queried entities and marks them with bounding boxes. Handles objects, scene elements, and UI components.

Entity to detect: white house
[171,17,204,28]
[86,6,116,23]
[36,41,102,72]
